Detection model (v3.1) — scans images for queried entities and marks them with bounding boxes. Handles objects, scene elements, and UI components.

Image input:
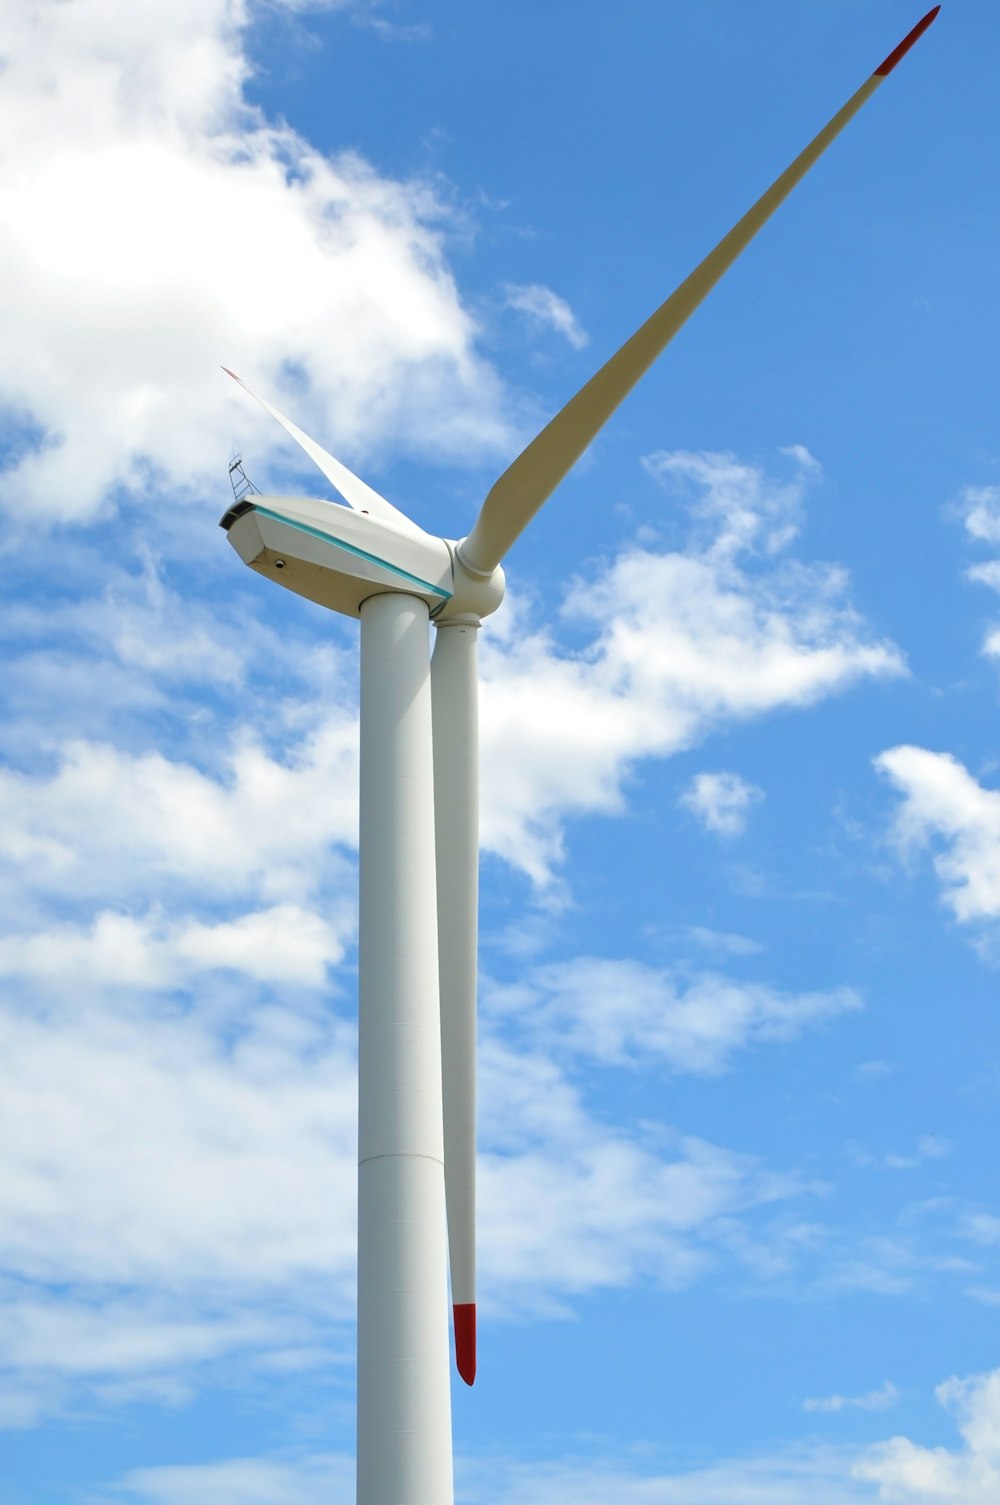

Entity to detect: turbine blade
[222,368,426,537]
[460,7,941,574]
[431,620,479,1386]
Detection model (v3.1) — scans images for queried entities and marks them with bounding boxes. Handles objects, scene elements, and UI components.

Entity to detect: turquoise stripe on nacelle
[253,506,452,601]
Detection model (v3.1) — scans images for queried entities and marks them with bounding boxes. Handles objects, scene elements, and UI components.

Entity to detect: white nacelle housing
[221,494,455,618]
[221,494,505,621]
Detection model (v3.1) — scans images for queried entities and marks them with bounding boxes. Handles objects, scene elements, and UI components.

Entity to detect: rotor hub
[437,542,505,621]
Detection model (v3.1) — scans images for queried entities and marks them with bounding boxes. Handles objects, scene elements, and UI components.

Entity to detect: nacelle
[220,494,454,619]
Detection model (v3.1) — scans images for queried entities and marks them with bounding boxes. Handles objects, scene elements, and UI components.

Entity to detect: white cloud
[855,1061,893,1081]
[473,1383,1000,1505]
[967,561,1000,593]
[0,1289,283,1379]
[958,486,1000,547]
[965,1214,1000,1246]
[477,1036,798,1313]
[682,925,764,956]
[120,1448,871,1505]
[0,0,511,524]
[855,1368,1000,1502]
[875,747,1000,931]
[105,1367,1000,1505]
[849,1137,953,1173]
[0,1001,359,1295]
[643,446,818,559]
[680,770,763,837]
[461,1452,873,1505]
[487,957,861,1076]
[0,905,346,990]
[0,453,904,913]
[0,722,359,908]
[119,1453,355,1505]
[480,449,903,882]
[502,282,589,349]
[881,1137,953,1172]
[0,960,812,1413]
[805,1381,900,1414]
[957,487,1000,660]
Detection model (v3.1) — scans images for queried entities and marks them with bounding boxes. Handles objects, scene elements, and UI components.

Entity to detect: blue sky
[1,1,999,1500]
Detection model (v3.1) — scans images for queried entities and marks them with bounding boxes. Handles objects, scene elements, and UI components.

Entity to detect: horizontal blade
[431,620,479,1386]
[222,368,426,537]
[460,7,941,574]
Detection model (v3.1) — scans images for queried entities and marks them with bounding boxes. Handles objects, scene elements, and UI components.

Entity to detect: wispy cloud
[502,282,589,349]
[106,1366,1000,1504]
[487,957,861,1075]
[682,925,764,957]
[116,1444,871,1505]
[848,1136,953,1173]
[804,1380,900,1414]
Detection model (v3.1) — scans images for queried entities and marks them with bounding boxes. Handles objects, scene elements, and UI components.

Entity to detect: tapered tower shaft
[357,592,453,1505]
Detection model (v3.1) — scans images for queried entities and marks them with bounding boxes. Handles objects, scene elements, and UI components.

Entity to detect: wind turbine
[219,10,939,1503]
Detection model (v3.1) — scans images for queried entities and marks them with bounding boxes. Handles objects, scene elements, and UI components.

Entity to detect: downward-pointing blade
[460,8,941,575]
[222,367,426,537]
[431,620,480,1386]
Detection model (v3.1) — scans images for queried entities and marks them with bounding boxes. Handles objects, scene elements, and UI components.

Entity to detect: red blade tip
[221,365,240,381]
[874,7,940,76]
[454,1303,476,1386]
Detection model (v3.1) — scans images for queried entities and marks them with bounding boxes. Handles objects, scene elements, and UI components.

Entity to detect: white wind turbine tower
[219,11,939,1503]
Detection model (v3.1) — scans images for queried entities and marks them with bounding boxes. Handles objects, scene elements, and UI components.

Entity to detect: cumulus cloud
[487,957,861,1076]
[680,770,763,837]
[502,282,589,349]
[958,486,1000,547]
[0,723,359,910]
[0,1000,359,1295]
[0,905,346,990]
[856,1368,1000,1502]
[875,747,1000,938]
[0,0,512,524]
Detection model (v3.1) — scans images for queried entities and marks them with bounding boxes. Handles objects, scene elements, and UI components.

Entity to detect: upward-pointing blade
[431,620,480,1386]
[459,7,941,576]
[222,367,426,537]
